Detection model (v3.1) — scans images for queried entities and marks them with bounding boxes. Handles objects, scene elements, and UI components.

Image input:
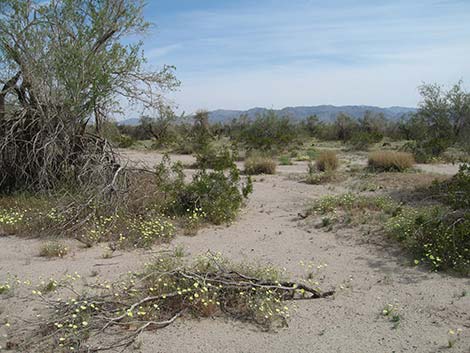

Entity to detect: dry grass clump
[39,241,68,258]
[315,151,339,172]
[368,151,414,172]
[244,156,277,175]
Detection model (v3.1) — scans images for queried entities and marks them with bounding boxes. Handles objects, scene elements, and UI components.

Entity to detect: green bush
[278,155,292,165]
[118,134,135,148]
[156,155,252,225]
[237,111,299,151]
[431,163,470,210]
[195,144,238,170]
[401,140,445,163]
[349,131,382,151]
[386,206,469,273]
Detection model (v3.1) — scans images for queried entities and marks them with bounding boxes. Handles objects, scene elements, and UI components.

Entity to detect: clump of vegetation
[448,328,463,348]
[39,241,69,258]
[431,163,470,210]
[195,144,238,170]
[234,111,299,152]
[381,303,401,329]
[385,206,469,272]
[385,164,470,273]
[305,162,335,185]
[10,252,333,352]
[117,134,135,148]
[349,131,382,151]
[308,193,398,218]
[244,155,277,175]
[0,196,176,249]
[315,151,339,172]
[368,151,414,172]
[307,165,470,274]
[156,154,252,226]
[278,155,293,165]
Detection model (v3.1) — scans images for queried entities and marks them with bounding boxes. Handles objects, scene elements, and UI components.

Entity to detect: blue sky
[140,0,470,113]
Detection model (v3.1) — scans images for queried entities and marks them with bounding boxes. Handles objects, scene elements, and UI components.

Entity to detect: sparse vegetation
[381,303,401,329]
[315,151,339,172]
[0,1,468,349]
[368,151,414,172]
[307,170,470,274]
[279,155,293,165]
[39,241,68,258]
[305,162,336,185]
[244,156,277,175]
[9,252,333,352]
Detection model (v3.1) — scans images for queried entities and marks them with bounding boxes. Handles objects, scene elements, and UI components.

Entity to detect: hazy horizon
[140,0,470,114]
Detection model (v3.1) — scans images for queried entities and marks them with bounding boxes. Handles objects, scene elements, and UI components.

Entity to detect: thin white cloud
[145,44,182,59]
[147,0,470,112]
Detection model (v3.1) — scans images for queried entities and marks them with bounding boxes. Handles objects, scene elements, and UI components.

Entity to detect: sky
[140,0,470,113]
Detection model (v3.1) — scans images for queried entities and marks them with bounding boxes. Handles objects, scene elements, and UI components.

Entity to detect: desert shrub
[386,206,469,273]
[156,155,252,225]
[441,148,470,164]
[39,241,68,258]
[195,144,238,170]
[279,155,293,165]
[305,171,334,185]
[305,162,334,185]
[236,111,299,151]
[400,140,445,163]
[172,140,196,154]
[308,193,398,216]
[431,163,470,210]
[244,156,277,175]
[349,131,382,151]
[183,170,247,224]
[382,163,470,273]
[117,134,135,148]
[368,151,414,172]
[315,151,339,172]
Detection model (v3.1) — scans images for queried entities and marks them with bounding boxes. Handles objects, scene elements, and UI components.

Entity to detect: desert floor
[0,150,469,353]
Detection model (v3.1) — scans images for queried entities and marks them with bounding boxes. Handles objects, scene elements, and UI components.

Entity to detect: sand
[0,151,469,353]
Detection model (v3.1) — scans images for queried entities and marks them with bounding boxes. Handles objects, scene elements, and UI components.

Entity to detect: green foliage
[431,163,470,210]
[404,81,470,161]
[0,194,176,249]
[309,193,398,216]
[278,155,293,165]
[385,206,469,273]
[195,144,238,170]
[349,131,382,150]
[118,134,135,148]
[236,111,298,151]
[156,155,252,225]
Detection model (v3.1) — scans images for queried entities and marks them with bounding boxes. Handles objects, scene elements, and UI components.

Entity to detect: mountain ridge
[118,105,417,125]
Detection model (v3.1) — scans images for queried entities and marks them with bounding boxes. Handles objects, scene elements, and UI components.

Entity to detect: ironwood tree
[0,0,179,192]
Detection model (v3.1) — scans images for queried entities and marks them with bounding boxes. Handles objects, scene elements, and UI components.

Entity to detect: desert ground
[0,150,469,353]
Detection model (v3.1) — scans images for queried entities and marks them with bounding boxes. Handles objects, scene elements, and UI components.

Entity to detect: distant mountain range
[118,105,417,125]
